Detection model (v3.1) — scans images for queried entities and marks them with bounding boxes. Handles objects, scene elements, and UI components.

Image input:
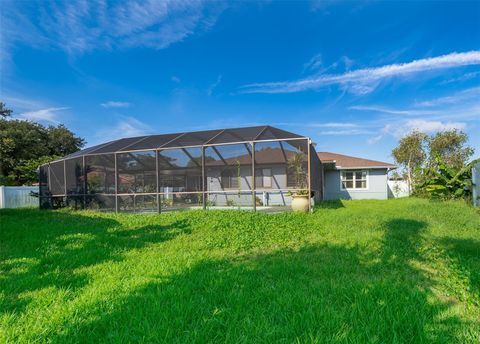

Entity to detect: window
[287,166,307,188]
[221,169,239,189]
[255,168,272,188]
[341,170,367,189]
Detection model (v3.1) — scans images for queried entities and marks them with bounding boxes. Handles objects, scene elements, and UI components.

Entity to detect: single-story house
[38,125,397,212]
[318,152,396,200]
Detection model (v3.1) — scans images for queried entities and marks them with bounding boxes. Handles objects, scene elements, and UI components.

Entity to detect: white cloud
[340,56,354,70]
[303,54,323,73]
[272,121,361,129]
[439,71,480,85]
[17,107,69,124]
[100,101,131,108]
[352,87,479,145]
[414,86,480,107]
[367,135,383,145]
[350,86,480,124]
[96,116,152,142]
[171,76,181,83]
[206,75,223,96]
[239,51,480,94]
[310,122,359,128]
[2,1,227,56]
[404,119,466,133]
[367,120,467,145]
[301,54,352,75]
[319,129,375,136]
[349,105,439,116]
[2,95,45,111]
[386,119,465,140]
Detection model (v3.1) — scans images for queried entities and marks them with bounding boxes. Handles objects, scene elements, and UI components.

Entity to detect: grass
[0,198,479,343]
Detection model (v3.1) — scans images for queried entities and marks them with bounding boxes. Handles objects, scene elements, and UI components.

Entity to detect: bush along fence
[415,158,480,204]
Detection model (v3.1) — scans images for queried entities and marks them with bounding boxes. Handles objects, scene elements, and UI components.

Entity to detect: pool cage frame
[39,126,322,213]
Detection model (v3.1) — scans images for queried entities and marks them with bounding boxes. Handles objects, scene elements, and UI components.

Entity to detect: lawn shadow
[46,218,469,343]
[317,199,345,209]
[436,237,480,302]
[0,209,191,316]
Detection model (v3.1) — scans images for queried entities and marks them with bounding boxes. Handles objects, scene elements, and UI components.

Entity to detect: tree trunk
[407,159,412,195]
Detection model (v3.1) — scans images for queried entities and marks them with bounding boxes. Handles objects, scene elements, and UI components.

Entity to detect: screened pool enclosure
[39,126,322,212]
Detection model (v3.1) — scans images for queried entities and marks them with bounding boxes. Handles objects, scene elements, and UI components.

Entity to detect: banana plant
[416,157,480,199]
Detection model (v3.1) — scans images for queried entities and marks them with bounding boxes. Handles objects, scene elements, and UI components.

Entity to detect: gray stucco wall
[323,168,388,200]
[206,164,292,206]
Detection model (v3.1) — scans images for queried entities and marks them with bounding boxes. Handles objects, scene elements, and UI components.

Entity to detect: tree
[47,124,85,156]
[13,155,60,186]
[0,102,12,118]
[427,129,474,169]
[391,130,427,193]
[0,119,50,177]
[0,103,85,185]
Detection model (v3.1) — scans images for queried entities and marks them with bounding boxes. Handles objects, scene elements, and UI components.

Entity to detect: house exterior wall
[205,164,293,206]
[323,168,388,200]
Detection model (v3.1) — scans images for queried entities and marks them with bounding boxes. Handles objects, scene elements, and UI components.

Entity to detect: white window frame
[340,170,369,190]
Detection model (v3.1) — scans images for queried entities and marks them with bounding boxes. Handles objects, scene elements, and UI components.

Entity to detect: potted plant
[287,151,309,212]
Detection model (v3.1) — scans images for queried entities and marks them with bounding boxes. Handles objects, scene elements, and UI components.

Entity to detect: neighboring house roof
[317,152,396,169]
[207,147,301,166]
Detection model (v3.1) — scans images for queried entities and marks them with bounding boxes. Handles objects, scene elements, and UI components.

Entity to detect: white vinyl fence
[473,162,480,207]
[387,180,410,198]
[0,186,39,209]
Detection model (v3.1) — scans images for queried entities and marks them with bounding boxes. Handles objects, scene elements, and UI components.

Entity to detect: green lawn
[1,198,479,343]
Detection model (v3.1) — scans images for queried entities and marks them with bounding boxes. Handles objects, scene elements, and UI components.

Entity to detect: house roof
[206,147,302,166]
[317,152,396,169]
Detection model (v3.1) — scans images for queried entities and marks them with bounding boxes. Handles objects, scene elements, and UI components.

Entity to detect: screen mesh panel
[206,191,253,208]
[39,165,50,197]
[62,142,110,159]
[285,140,308,190]
[85,195,116,211]
[61,126,304,156]
[161,129,222,148]
[118,194,157,213]
[50,161,65,195]
[158,148,202,193]
[66,196,84,209]
[40,196,51,209]
[254,139,308,190]
[254,141,287,191]
[124,133,179,151]
[205,143,252,195]
[254,190,293,206]
[89,137,149,155]
[65,157,84,195]
[310,144,322,202]
[86,154,115,194]
[39,126,314,212]
[161,193,202,211]
[207,126,265,144]
[117,151,156,194]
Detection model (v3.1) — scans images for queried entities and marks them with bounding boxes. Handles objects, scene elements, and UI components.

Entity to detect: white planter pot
[291,195,309,212]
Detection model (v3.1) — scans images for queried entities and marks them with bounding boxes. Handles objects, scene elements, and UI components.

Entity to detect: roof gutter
[335,165,397,170]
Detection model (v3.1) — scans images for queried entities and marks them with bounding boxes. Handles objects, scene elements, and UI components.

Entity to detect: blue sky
[1,0,479,163]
